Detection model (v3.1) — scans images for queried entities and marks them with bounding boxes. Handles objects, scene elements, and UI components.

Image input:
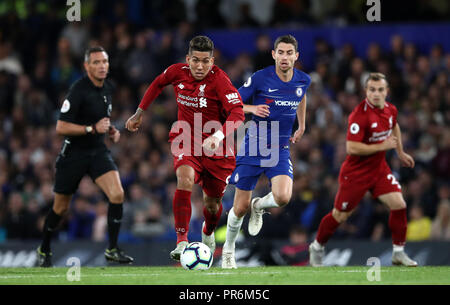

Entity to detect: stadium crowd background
[0,0,449,253]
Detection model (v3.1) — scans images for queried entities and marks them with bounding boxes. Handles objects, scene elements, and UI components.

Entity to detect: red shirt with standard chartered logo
[340,99,398,183]
[138,63,244,158]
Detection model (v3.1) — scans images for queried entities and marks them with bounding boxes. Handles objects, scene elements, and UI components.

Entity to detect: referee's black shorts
[53,147,118,195]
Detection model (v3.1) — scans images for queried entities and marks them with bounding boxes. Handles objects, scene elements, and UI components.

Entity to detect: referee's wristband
[212,130,225,141]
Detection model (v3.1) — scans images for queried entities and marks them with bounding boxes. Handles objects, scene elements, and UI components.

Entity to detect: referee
[36,47,133,267]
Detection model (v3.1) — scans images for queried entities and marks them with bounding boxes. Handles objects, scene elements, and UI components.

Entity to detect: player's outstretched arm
[125,65,175,132]
[392,124,415,168]
[346,136,398,156]
[243,104,270,117]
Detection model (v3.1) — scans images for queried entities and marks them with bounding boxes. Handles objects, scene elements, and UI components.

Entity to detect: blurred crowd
[0,1,449,247]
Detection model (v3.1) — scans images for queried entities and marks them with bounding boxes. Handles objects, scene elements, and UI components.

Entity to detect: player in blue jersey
[222,35,311,268]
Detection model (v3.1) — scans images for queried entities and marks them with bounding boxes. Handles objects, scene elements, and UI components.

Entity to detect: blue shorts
[229,158,293,191]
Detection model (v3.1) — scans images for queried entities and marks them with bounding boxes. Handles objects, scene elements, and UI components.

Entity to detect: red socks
[173,189,224,241]
[315,212,340,245]
[314,208,407,247]
[203,204,223,236]
[389,208,407,246]
[173,189,192,244]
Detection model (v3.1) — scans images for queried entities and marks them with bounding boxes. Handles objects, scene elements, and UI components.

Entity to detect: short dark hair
[84,46,107,62]
[274,35,298,52]
[365,72,389,87]
[188,36,214,55]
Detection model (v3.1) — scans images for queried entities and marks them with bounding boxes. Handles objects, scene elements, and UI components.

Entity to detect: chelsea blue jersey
[236,65,311,166]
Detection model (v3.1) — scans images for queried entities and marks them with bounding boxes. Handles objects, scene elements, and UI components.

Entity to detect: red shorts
[172,153,236,198]
[334,163,402,212]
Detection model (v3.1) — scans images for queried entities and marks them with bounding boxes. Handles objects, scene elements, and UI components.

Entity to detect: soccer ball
[180,242,213,270]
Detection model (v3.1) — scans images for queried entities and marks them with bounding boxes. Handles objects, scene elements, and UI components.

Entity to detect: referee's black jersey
[58,76,114,150]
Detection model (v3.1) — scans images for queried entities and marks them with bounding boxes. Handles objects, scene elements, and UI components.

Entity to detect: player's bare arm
[243,104,270,117]
[290,95,306,144]
[346,136,398,156]
[392,123,415,168]
[56,117,111,136]
[125,108,144,132]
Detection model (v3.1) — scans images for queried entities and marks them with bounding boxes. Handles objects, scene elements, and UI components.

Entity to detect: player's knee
[392,198,407,210]
[234,202,250,218]
[108,188,124,203]
[53,202,70,215]
[332,208,350,223]
[177,176,194,190]
[273,192,291,207]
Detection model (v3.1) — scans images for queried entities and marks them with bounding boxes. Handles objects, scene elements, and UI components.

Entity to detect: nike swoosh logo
[268,88,278,92]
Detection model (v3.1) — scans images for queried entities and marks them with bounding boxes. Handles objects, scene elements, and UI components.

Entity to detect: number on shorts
[387,174,401,189]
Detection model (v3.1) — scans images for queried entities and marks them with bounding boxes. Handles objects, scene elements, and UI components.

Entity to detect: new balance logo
[226,93,240,104]
[226,93,239,100]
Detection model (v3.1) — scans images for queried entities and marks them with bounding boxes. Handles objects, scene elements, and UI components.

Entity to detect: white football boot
[202,221,216,255]
[392,251,418,267]
[221,250,237,269]
[248,197,265,236]
[309,242,325,267]
[170,241,188,261]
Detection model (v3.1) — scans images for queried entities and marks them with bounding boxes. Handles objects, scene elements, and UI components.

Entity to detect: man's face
[366,79,389,108]
[272,42,299,73]
[84,51,109,80]
[186,51,214,80]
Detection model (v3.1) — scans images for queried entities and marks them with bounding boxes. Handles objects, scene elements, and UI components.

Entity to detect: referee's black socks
[41,209,62,253]
[107,203,123,250]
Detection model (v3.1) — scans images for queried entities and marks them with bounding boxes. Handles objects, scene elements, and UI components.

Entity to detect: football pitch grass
[0,266,449,285]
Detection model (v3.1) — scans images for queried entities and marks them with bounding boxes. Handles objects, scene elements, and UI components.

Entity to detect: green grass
[0,266,449,285]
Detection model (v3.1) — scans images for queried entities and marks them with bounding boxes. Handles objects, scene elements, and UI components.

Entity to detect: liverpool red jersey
[340,99,398,182]
[139,63,244,157]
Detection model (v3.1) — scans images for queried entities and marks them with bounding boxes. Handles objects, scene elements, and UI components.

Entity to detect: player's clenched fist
[95,117,110,134]
[125,109,143,132]
[202,134,221,153]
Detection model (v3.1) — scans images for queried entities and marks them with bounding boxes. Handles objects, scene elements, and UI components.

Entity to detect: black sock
[107,203,123,250]
[41,209,62,253]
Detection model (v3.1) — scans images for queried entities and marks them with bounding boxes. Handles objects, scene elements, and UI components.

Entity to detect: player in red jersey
[309,73,418,267]
[125,36,244,261]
